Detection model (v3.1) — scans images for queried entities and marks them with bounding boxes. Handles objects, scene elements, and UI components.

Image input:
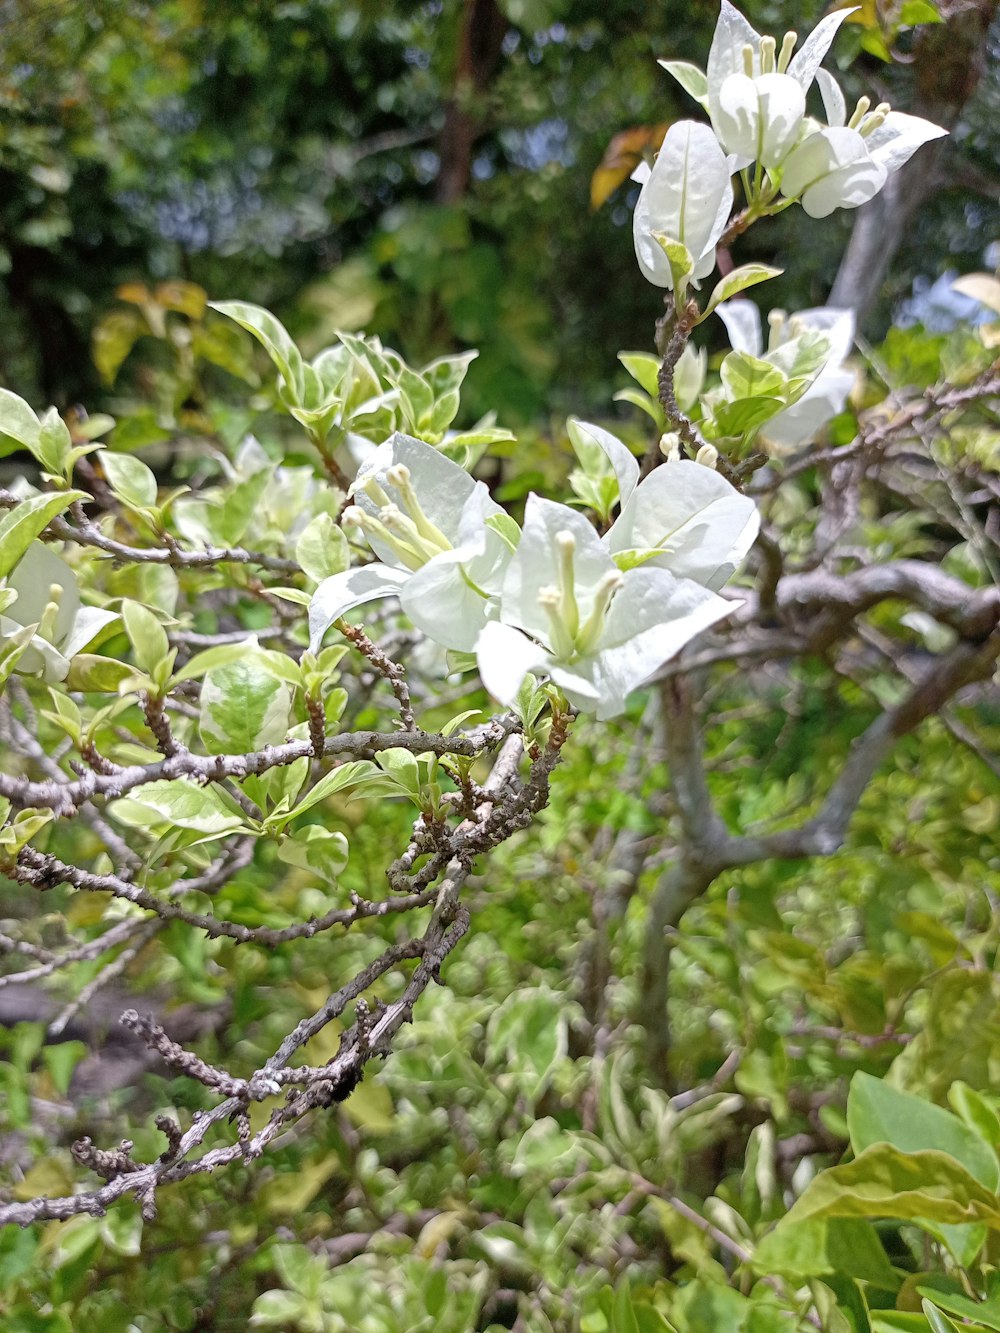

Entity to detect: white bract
[1,542,118,682]
[663,1,854,170]
[716,301,855,451]
[476,430,758,718]
[633,121,734,290]
[308,433,515,653]
[476,497,738,720]
[571,421,760,590]
[658,2,945,221]
[778,69,948,218]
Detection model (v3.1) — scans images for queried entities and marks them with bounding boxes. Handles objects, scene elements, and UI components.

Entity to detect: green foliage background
[1,1,999,1330]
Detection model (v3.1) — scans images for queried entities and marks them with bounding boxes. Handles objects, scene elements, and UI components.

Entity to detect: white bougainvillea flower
[476,496,737,719]
[309,432,515,653]
[1,542,118,682]
[778,86,946,219]
[663,2,855,169]
[570,421,759,589]
[633,121,734,289]
[716,300,855,450]
[715,72,806,170]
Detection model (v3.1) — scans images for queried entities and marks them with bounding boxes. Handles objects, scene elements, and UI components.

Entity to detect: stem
[641,295,704,478]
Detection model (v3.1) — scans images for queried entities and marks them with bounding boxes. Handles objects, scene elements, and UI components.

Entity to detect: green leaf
[36,408,73,476]
[709,396,785,440]
[0,388,41,452]
[283,760,396,820]
[752,1217,897,1288]
[249,1290,309,1327]
[702,264,783,320]
[121,600,171,679]
[917,1282,1000,1332]
[617,352,661,399]
[611,1281,641,1333]
[658,59,709,106]
[63,654,134,693]
[0,492,86,581]
[486,988,567,1105]
[849,1073,1000,1189]
[214,468,275,547]
[276,826,349,879]
[199,659,291,755]
[651,233,693,301]
[484,512,522,553]
[949,1082,1000,1153]
[110,780,247,836]
[774,1143,1000,1230]
[102,453,158,509]
[172,640,262,684]
[295,512,348,582]
[209,301,305,400]
[899,0,943,24]
[921,1301,961,1333]
[375,747,422,798]
[720,351,787,402]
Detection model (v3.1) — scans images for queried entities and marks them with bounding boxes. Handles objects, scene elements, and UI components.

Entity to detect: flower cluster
[636,1,947,288]
[715,300,856,452]
[310,430,759,719]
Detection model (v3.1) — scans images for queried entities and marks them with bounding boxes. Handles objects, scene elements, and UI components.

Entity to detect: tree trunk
[436,0,506,205]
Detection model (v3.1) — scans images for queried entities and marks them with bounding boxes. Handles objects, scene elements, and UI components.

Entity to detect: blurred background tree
[2,0,997,413]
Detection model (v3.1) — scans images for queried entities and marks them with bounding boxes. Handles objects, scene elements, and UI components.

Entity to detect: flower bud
[695,444,719,470]
[659,432,681,462]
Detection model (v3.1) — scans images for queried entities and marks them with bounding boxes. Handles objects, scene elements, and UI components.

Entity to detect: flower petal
[708,0,762,125]
[608,460,759,590]
[401,553,494,652]
[815,68,846,128]
[353,431,493,563]
[308,564,409,651]
[865,110,948,175]
[475,620,551,708]
[786,8,856,93]
[716,299,763,356]
[501,495,617,647]
[715,73,805,168]
[588,567,735,717]
[800,158,886,217]
[633,122,733,288]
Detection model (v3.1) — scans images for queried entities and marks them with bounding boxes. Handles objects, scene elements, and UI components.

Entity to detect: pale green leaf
[702,264,783,320]
[0,491,86,581]
[199,659,291,755]
[102,453,158,509]
[295,513,349,583]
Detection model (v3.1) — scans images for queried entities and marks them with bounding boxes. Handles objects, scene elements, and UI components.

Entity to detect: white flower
[308,432,515,653]
[570,421,760,590]
[780,74,947,218]
[716,300,855,450]
[633,121,734,289]
[1,542,118,682]
[663,1,855,170]
[715,73,806,171]
[477,497,737,719]
[659,2,945,219]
